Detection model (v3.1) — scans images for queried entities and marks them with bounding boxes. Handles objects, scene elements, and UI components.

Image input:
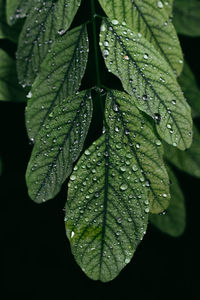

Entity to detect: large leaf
[173,0,200,37]
[26,90,92,203]
[25,24,89,141]
[0,0,22,42]
[98,0,183,75]
[17,0,81,86]
[6,0,31,25]
[164,126,200,178]
[99,20,193,150]
[65,90,170,282]
[178,61,200,118]
[0,49,26,102]
[150,166,186,237]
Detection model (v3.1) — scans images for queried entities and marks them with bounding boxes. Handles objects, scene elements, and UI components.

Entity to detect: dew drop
[57,29,66,36]
[111,19,119,25]
[26,91,32,98]
[120,183,128,191]
[157,1,164,8]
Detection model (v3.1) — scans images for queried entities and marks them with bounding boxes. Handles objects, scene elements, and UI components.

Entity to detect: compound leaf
[26,90,92,203]
[173,0,200,37]
[65,90,170,282]
[164,126,200,178]
[0,49,26,102]
[6,0,31,25]
[98,0,183,75]
[26,24,89,141]
[178,61,200,118]
[150,166,186,237]
[17,0,81,86]
[100,20,193,150]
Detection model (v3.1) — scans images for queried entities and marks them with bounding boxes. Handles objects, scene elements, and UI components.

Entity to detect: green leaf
[17,0,81,86]
[173,0,200,37]
[26,24,89,141]
[99,20,193,150]
[6,0,31,25]
[150,166,186,237]
[65,90,170,282]
[0,49,26,102]
[98,0,183,75]
[178,61,200,118]
[164,125,200,178]
[0,0,22,43]
[26,90,92,203]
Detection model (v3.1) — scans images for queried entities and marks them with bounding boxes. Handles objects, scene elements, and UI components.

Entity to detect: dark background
[1,1,200,299]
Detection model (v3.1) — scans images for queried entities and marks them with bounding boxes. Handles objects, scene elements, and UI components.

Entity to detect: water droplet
[157,1,164,8]
[132,165,138,172]
[120,166,126,172]
[120,183,128,191]
[58,29,66,36]
[143,53,149,60]
[71,231,75,238]
[172,99,176,105]
[85,149,91,156]
[70,175,76,181]
[153,113,162,124]
[100,24,106,32]
[156,140,162,146]
[145,207,150,213]
[111,19,119,25]
[124,55,129,60]
[26,91,32,98]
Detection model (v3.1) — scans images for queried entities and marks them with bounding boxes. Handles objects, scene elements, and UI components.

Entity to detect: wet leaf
[98,0,182,75]
[26,25,89,141]
[150,166,186,237]
[26,90,92,203]
[65,90,170,282]
[99,20,193,150]
[0,49,26,102]
[17,0,81,86]
[173,0,200,37]
[164,126,200,178]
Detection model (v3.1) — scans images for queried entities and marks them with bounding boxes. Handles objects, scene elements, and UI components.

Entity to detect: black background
[1,1,200,299]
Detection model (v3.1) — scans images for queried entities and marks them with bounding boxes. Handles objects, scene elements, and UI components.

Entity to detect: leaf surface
[164,126,200,178]
[0,49,26,102]
[173,0,200,37]
[65,90,170,282]
[26,90,92,203]
[150,166,186,237]
[98,0,182,75]
[99,20,193,150]
[17,0,81,86]
[26,25,89,141]
[178,61,200,118]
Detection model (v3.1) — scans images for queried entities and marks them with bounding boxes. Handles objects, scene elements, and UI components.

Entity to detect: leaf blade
[164,125,200,178]
[26,90,93,203]
[173,0,200,37]
[17,0,81,86]
[0,49,26,102]
[26,24,89,141]
[150,166,186,237]
[99,20,193,150]
[65,90,170,281]
[98,0,183,75]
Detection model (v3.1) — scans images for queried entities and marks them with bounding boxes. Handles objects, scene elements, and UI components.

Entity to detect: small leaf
[0,0,22,43]
[65,90,170,282]
[178,61,200,118]
[173,0,200,37]
[164,125,200,178]
[6,0,31,25]
[17,0,81,86]
[98,0,183,75]
[150,166,186,237]
[26,90,92,203]
[99,20,193,150]
[0,49,26,102]
[26,24,89,141]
